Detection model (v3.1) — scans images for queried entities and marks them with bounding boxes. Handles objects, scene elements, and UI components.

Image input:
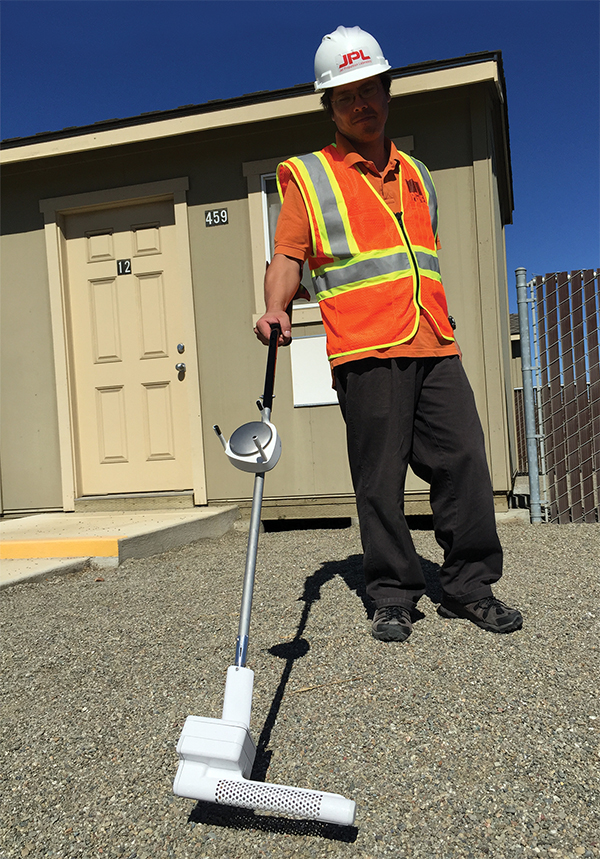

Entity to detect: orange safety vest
[277,144,455,361]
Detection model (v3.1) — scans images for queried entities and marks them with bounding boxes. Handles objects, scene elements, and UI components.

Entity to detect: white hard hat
[314,26,391,91]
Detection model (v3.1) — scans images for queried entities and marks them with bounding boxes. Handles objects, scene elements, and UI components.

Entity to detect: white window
[261,173,280,263]
[243,157,322,324]
[243,158,332,407]
[260,172,317,303]
[257,171,333,406]
[289,334,338,407]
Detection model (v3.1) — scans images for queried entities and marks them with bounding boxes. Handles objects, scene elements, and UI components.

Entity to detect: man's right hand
[254,253,304,347]
[254,311,292,346]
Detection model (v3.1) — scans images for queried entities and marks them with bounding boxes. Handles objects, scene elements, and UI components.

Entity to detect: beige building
[0,51,516,519]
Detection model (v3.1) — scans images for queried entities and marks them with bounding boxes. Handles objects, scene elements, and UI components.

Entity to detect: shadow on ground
[188,801,358,841]
[253,550,442,779]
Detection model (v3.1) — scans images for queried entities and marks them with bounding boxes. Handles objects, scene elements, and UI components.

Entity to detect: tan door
[64,199,195,495]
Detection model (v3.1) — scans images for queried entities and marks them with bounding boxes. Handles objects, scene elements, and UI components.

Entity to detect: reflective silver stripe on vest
[295,154,351,258]
[415,251,441,275]
[313,250,412,295]
[412,158,438,238]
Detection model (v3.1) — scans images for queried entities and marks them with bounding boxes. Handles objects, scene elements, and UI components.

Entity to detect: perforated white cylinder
[209,777,356,826]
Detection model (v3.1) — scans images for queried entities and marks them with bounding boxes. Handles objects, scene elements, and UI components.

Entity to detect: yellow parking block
[0,537,121,559]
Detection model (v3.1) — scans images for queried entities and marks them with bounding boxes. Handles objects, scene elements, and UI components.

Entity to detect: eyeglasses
[330,81,381,110]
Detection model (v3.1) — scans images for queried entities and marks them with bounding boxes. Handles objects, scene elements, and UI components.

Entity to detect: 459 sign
[205,208,228,227]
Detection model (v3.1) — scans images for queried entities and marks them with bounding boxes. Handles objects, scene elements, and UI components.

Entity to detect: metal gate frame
[517,268,599,524]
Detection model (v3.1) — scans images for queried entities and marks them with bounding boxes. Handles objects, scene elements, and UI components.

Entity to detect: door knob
[175,362,186,372]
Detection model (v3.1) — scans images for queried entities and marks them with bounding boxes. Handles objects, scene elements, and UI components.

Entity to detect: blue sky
[1,0,598,310]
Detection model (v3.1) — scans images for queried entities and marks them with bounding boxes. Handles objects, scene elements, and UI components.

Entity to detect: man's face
[329,76,390,146]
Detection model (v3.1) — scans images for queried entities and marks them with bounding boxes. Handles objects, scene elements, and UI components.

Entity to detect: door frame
[39,178,207,510]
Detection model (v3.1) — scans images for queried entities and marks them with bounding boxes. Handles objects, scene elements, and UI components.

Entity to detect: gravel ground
[1,519,599,859]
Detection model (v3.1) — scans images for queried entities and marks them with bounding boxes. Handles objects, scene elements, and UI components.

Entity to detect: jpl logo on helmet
[338,49,371,69]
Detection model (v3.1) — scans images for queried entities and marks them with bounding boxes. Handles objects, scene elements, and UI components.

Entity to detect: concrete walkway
[0,506,239,588]
[0,506,530,590]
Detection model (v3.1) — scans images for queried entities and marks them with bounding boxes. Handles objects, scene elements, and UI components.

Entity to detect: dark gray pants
[334,355,503,610]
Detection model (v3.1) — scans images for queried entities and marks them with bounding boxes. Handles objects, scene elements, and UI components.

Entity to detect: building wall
[0,229,63,511]
[0,81,514,514]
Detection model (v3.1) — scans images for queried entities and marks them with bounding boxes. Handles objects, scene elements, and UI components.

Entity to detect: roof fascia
[1,58,502,166]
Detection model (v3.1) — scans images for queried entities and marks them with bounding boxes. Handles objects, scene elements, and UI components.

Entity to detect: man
[255,26,522,642]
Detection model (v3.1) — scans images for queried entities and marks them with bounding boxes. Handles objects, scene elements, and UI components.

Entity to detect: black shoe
[437,595,523,633]
[372,606,413,642]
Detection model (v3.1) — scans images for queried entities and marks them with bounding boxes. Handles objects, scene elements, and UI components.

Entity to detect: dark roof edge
[1,50,503,149]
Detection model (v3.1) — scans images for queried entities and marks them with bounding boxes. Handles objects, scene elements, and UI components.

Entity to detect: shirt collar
[335,132,401,176]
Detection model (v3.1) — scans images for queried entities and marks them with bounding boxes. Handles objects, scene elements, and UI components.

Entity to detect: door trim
[39,178,207,510]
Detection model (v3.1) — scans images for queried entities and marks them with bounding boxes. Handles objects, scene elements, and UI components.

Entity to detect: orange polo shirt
[274,133,459,368]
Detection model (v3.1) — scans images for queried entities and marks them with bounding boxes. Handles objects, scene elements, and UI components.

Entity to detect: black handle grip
[262,323,280,412]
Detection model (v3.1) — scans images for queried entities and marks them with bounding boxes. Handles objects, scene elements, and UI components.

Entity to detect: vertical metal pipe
[516,268,543,523]
[530,280,549,520]
[235,471,265,667]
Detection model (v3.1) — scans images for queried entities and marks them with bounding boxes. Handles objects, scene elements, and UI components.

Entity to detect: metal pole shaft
[516,267,543,523]
[235,471,265,667]
[234,324,279,667]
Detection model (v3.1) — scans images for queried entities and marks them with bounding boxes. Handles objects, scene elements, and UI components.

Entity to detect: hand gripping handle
[261,285,309,414]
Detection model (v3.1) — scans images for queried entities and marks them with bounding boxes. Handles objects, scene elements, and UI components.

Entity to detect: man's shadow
[189,548,441,838]
[252,551,441,779]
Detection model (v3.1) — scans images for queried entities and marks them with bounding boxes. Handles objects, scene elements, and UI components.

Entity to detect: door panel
[65,200,194,495]
[136,272,168,358]
[89,277,122,362]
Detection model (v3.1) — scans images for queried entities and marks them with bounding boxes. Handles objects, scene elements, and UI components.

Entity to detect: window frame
[243,156,321,326]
